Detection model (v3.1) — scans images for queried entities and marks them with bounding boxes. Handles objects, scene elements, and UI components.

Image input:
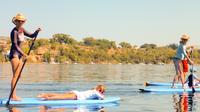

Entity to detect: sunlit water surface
[0,63,200,112]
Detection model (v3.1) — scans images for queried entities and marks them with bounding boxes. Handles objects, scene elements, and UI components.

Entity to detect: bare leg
[172,60,180,88]
[172,75,179,88]
[10,56,23,101]
[38,92,77,100]
[178,61,185,88]
[37,93,63,98]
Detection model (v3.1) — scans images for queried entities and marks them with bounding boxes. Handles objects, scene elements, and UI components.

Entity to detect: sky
[0,0,200,46]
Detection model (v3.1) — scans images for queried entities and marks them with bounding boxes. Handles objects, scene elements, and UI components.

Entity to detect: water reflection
[172,93,195,112]
[41,106,105,112]
[7,105,106,112]
[8,107,21,112]
[5,102,119,112]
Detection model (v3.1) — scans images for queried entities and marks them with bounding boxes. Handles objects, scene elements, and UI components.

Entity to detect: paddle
[6,34,38,106]
[190,48,195,93]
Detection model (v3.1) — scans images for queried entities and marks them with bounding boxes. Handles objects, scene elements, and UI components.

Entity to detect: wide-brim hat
[180,34,190,40]
[12,13,26,25]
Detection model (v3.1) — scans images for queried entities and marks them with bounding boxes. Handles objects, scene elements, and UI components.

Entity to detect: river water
[0,63,200,112]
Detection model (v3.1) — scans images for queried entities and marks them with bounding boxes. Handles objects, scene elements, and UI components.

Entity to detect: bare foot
[11,96,21,101]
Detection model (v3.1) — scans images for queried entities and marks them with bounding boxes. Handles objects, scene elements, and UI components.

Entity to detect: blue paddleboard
[145,82,182,86]
[139,87,199,93]
[0,97,120,105]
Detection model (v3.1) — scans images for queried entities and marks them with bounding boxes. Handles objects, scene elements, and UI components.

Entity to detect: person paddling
[9,13,41,101]
[182,49,193,82]
[171,34,193,89]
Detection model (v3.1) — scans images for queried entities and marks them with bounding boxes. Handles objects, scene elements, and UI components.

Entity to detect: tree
[50,33,77,45]
[32,38,50,50]
[83,37,116,49]
[119,42,132,48]
[140,43,157,49]
[43,51,51,63]
[167,43,178,50]
[96,39,116,49]
[83,37,96,46]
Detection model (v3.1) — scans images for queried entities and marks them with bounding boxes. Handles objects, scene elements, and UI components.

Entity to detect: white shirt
[174,43,187,60]
[72,90,104,100]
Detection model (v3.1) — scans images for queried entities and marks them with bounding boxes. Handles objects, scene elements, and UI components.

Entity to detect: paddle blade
[192,87,196,93]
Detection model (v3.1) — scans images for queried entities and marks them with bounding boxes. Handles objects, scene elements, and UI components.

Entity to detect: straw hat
[12,13,26,25]
[180,34,190,40]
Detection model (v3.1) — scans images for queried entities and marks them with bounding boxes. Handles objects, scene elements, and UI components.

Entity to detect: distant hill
[0,34,199,64]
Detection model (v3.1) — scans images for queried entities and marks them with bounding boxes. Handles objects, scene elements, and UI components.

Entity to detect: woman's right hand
[36,28,42,32]
[22,53,28,61]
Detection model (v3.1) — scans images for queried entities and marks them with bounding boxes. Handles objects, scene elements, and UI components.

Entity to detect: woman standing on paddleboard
[9,13,41,100]
[171,34,193,89]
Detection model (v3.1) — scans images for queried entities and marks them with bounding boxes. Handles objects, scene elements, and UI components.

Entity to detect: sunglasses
[16,20,25,23]
[100,90,105,93]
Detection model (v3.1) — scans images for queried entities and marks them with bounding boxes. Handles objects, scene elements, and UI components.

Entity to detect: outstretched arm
[24,28,41,38]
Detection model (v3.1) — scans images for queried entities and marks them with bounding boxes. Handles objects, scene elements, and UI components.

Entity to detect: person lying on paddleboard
[37,85,105,100]
[185,68,200,88]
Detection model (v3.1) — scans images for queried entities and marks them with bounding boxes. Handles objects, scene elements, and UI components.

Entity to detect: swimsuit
[9,27,38,60]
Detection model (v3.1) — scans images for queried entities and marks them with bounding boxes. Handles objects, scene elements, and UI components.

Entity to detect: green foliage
[43,51,51,63]
[96,39,116,49]
[0,53,4,62]
[167,43,178,50]
[0,47,3,52]
[119,42,132,48]
[83,37,96,46]
[1,34,200,64]
[83,37,116,49]
[22,47,29,54]
[55,55,67,63]
[33,39,50,49]
[140,43,157,49]
[92,49,109,62]
[50,33,77,45]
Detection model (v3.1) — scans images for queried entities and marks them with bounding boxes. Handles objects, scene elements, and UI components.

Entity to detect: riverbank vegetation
[0,34,200,64]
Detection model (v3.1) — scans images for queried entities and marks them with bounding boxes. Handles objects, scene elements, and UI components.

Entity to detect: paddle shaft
[6,36,38,106]
[190,49,195,93]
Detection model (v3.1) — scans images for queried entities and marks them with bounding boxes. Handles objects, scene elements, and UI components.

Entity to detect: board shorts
[182,59,188,73]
